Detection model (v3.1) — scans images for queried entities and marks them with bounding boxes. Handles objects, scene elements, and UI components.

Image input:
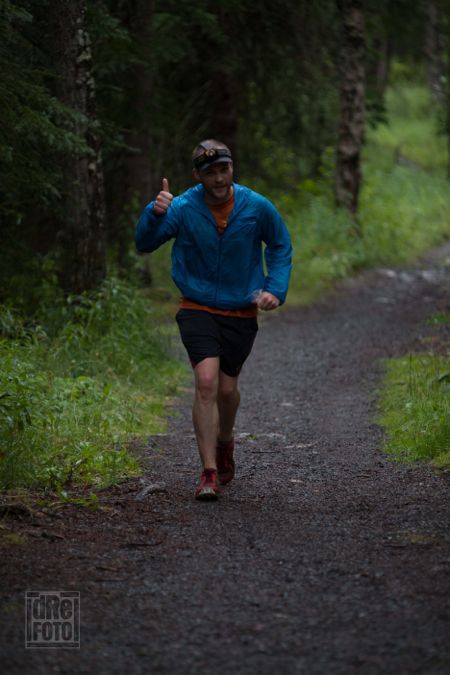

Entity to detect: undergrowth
[0,279,187,492]
[378,351,450,468]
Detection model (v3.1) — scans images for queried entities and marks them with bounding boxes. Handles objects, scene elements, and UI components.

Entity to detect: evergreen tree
[50,0,106,293]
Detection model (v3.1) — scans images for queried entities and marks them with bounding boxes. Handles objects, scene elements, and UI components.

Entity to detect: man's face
[193,162,234,204]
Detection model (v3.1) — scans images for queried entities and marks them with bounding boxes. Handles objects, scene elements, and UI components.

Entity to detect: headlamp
[193,147,232,171]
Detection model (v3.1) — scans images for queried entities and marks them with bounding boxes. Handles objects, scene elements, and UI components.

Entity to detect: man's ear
[192,168,201,182]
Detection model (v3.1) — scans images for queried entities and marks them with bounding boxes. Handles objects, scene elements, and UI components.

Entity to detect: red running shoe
[216,438,235,485]
[195,468,220,500]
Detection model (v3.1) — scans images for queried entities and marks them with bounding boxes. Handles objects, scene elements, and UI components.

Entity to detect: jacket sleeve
[260,198,293,305]
[135,199,180,253]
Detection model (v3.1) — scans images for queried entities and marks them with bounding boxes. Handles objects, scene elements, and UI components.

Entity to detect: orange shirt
[208,192,235,235]
[179,191,258,318]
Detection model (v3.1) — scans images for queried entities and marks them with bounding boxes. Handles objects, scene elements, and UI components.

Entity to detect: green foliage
[366,84,448,174]
[358,165,450,264]
[0,0,90,221]
[378,354,450,467]
[92,0,340,200]
[279,84,450,304]
[236,1,340,188]
[280,192,358,302]
[49,277,174,381]
[429,312,450,326]
[0,279,187,492]
[0,251,64,324]
[0,346,138,490]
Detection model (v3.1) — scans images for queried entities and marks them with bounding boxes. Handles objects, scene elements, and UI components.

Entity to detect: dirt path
[1,247,449,674]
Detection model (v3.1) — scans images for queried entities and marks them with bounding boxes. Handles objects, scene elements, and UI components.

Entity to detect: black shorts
[176,309,258,377]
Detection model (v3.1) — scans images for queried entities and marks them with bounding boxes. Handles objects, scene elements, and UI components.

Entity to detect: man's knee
[219,377,239,400]
[195,370,218,401]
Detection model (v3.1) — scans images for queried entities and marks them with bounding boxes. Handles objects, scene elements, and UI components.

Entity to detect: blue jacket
[135,182,292,310]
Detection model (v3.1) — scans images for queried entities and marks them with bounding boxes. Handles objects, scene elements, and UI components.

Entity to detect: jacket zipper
[214,234,223,307]
[199,184,246,307]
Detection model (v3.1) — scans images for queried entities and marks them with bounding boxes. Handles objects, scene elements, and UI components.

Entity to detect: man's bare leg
[217,371,240,443]
[192,357,220,469]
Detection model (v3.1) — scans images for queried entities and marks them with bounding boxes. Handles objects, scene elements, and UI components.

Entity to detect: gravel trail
[1,247,449,674]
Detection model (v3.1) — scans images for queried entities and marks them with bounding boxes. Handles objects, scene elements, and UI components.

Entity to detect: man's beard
[204,180,233,203]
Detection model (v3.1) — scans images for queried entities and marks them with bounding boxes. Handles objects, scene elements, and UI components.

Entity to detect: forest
[1,0,449,491]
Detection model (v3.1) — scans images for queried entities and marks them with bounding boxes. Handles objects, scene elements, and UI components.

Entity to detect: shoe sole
[195,487,219,501]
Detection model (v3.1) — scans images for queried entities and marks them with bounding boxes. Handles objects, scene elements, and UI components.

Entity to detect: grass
[378,351,450,468]
[0,279,188,492]
[365,84,450,469]
[368,84,448,173]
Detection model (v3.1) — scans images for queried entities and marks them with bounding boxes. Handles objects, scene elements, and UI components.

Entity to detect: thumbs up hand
[153,178,173,215]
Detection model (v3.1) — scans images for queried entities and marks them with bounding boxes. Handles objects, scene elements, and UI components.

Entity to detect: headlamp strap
[193,144,232,169]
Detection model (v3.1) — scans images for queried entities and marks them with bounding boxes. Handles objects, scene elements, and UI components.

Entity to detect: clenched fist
[153,178,173,215]
[256,291,280,311]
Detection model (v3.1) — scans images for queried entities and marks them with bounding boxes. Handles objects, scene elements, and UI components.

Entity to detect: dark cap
[193,145,233,172]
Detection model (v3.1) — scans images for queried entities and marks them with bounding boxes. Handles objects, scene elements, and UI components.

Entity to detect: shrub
[0,279,187,491]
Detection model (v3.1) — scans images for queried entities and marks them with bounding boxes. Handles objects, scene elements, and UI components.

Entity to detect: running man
[135,139,292,500]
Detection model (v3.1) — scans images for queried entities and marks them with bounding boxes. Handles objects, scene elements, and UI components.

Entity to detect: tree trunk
[424,0,445,103]
[51,0,106,294]
[335,0,365,220]
[447,40,450,180]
